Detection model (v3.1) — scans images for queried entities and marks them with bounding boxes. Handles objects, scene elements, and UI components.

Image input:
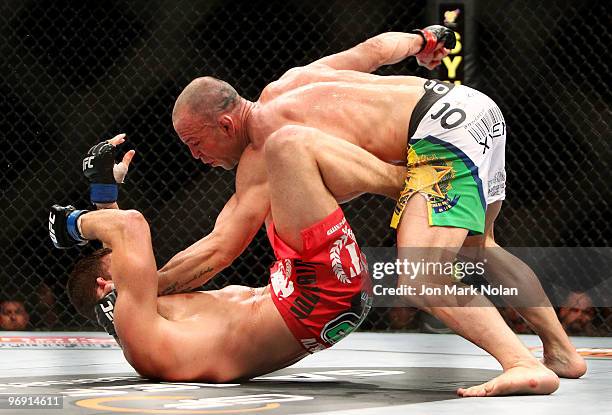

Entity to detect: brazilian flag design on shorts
[391,136,486,234]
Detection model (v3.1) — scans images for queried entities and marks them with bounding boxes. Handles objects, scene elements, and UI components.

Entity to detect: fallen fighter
[49,135,376,381]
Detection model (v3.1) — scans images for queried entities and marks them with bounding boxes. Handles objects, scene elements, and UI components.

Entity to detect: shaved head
[172,76,250,170]
[173,77,239,126]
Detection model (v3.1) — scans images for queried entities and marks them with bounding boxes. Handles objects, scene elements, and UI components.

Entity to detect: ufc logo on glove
[82,156,94,171]
[48,212,57,244]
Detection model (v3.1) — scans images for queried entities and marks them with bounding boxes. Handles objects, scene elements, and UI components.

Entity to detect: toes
[462,388,474,397]
[458,386,485,397]
[457,387,471,397]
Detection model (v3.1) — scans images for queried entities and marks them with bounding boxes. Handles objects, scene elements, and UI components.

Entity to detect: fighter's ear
[96,277,115,298]
[219,115,235,137]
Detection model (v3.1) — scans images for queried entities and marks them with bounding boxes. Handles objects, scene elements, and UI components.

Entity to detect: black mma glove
[412,24,457,55]
[48,205,89,249]
[95,289,121,347]
[83,141,119,204]
[83,135,132,205]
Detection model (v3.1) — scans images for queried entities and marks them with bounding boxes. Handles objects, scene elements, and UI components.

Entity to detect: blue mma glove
[83,141,119,204]
[48,205,89,249]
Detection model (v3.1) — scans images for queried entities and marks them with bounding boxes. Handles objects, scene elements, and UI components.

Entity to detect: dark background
[0,0,610,331]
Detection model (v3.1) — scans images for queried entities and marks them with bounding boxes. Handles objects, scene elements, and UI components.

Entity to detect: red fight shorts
[267,207,372,354]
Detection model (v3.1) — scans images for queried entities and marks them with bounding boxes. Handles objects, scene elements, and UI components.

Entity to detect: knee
[264,125,313,162]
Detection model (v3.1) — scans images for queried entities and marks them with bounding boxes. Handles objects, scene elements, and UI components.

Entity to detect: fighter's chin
[218,161,238,170]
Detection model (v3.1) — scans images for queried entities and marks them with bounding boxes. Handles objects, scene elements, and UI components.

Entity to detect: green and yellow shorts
[391,80,507,234]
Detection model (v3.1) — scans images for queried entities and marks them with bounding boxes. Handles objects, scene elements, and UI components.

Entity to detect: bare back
[251,66,426,164]
[131,285,305,382]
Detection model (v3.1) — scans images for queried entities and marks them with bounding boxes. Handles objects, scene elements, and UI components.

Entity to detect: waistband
[407,79,456,142]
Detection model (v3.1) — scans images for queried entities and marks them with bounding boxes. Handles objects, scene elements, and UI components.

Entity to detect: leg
[396,196,559,397]
[463,201,586,378]
[264,125,404,251]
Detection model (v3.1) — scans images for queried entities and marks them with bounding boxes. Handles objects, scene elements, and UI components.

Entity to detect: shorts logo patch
[405,163,453,199]
[321,312,361,344]
[326,217,346,236]
[289,260,320,320]
[401,155,459,214]
[431,194,460,213]
[271,259,294,299]
[465,106,505,154]
[321,291,372,345]
[329,226,362,284]
[488,170,506,197]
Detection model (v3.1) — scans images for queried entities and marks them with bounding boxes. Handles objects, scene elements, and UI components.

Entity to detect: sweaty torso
[236,66,425,226]
[251,66,426,164]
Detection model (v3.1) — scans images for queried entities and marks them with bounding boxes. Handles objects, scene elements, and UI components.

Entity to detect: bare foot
[457,363,559,397]
[542,345,587,378]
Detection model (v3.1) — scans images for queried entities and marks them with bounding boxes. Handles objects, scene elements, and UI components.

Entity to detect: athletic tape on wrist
[90,183,118,204]
[67,210,88,242]
[76,215,85,239]
[420,30,438,55]
[412,30,427,53]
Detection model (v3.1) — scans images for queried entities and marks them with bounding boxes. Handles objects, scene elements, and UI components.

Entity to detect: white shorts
[392,80,507,233]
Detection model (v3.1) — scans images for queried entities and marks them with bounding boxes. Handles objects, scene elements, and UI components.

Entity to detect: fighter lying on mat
[49,135,377,381]
[157,26,584,395]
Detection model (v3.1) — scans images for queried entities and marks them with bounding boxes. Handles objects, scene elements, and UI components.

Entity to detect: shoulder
[235,145,268,190]
[260,66,329,102]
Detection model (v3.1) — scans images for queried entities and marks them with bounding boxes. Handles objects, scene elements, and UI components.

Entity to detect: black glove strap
[410,29,428,54]
[94,289,121,347]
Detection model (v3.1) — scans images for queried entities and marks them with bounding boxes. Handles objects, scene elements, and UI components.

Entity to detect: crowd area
[3,289,610,336]
[387,290,611,337]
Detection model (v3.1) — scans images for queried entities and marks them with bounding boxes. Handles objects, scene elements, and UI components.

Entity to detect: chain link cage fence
[0,0,610,334]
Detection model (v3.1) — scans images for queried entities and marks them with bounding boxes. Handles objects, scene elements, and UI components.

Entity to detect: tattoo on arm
[160,266,214,295]
[160,281,179,296]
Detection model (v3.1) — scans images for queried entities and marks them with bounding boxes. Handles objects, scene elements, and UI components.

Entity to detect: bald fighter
[49,135,375,381]
[160,28,584,395]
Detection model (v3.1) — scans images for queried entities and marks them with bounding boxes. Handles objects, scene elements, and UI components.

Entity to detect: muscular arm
[79,209,170,375]
[80,210,157,308]
[157,150,270,295]
[311,32,424,73]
